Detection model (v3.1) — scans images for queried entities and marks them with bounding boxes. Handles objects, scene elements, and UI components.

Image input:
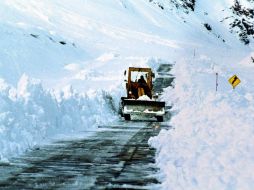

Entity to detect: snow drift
[149,56,254,190]
[0,75,117,162]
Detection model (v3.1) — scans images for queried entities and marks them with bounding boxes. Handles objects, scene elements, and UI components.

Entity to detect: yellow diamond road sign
[228,75,241,89]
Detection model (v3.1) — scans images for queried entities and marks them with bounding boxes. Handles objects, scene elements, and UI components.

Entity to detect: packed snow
[0,0,254,189]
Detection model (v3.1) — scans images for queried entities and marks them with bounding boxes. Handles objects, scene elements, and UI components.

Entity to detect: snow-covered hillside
[149,0,254,45]
[0,0,254,189]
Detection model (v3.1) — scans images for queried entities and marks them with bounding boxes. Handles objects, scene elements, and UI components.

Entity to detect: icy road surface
[0,64,173,190]
[0,122,170,190]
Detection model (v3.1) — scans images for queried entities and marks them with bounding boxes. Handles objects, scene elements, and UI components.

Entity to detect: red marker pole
[216,73,218,92]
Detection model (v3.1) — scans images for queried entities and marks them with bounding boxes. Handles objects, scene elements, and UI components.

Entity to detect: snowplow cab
[126,67,154,99]
[120,67,165,122]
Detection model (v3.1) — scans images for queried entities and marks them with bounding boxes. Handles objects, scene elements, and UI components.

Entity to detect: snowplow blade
[122,99,165,116]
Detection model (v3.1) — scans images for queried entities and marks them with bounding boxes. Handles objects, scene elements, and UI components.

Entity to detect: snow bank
[0,75,117,161]
[149,57,254,190]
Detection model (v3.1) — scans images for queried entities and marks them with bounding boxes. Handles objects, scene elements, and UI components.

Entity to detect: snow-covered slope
[0,0,181,90]
[2,0,252,89]
[149,0,254,45]
[0,0,254,189]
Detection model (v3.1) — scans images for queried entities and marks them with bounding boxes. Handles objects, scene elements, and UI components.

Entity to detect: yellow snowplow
[120,67,165,122]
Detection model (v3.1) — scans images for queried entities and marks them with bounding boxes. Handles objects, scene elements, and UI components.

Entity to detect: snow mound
[149,57,254,190]
[0,75,117,161]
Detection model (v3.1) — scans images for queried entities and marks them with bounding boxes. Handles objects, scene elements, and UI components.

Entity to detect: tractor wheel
[118,108,123,117]
[118,107,123,117]
[124,114,131,121]
[118,101,124,117]
[156,116,163,122]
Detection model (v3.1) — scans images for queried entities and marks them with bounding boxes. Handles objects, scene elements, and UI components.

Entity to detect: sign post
[216,73,218,92]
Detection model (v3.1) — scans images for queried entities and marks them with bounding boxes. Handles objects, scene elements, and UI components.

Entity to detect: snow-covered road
[0,64,173,189]
[0,121,169,189]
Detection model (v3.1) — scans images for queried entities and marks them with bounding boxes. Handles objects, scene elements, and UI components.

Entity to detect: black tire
[118,108,123,117]
[124,114,131,121]
[118,99,124,117]
[118,106,123,117]
[156,116,163,122]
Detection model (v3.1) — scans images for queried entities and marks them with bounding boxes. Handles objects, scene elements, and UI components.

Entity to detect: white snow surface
[0,0,254,189]
[137,95,152,101]
[0,75,117,161]
[149,57,254,190]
